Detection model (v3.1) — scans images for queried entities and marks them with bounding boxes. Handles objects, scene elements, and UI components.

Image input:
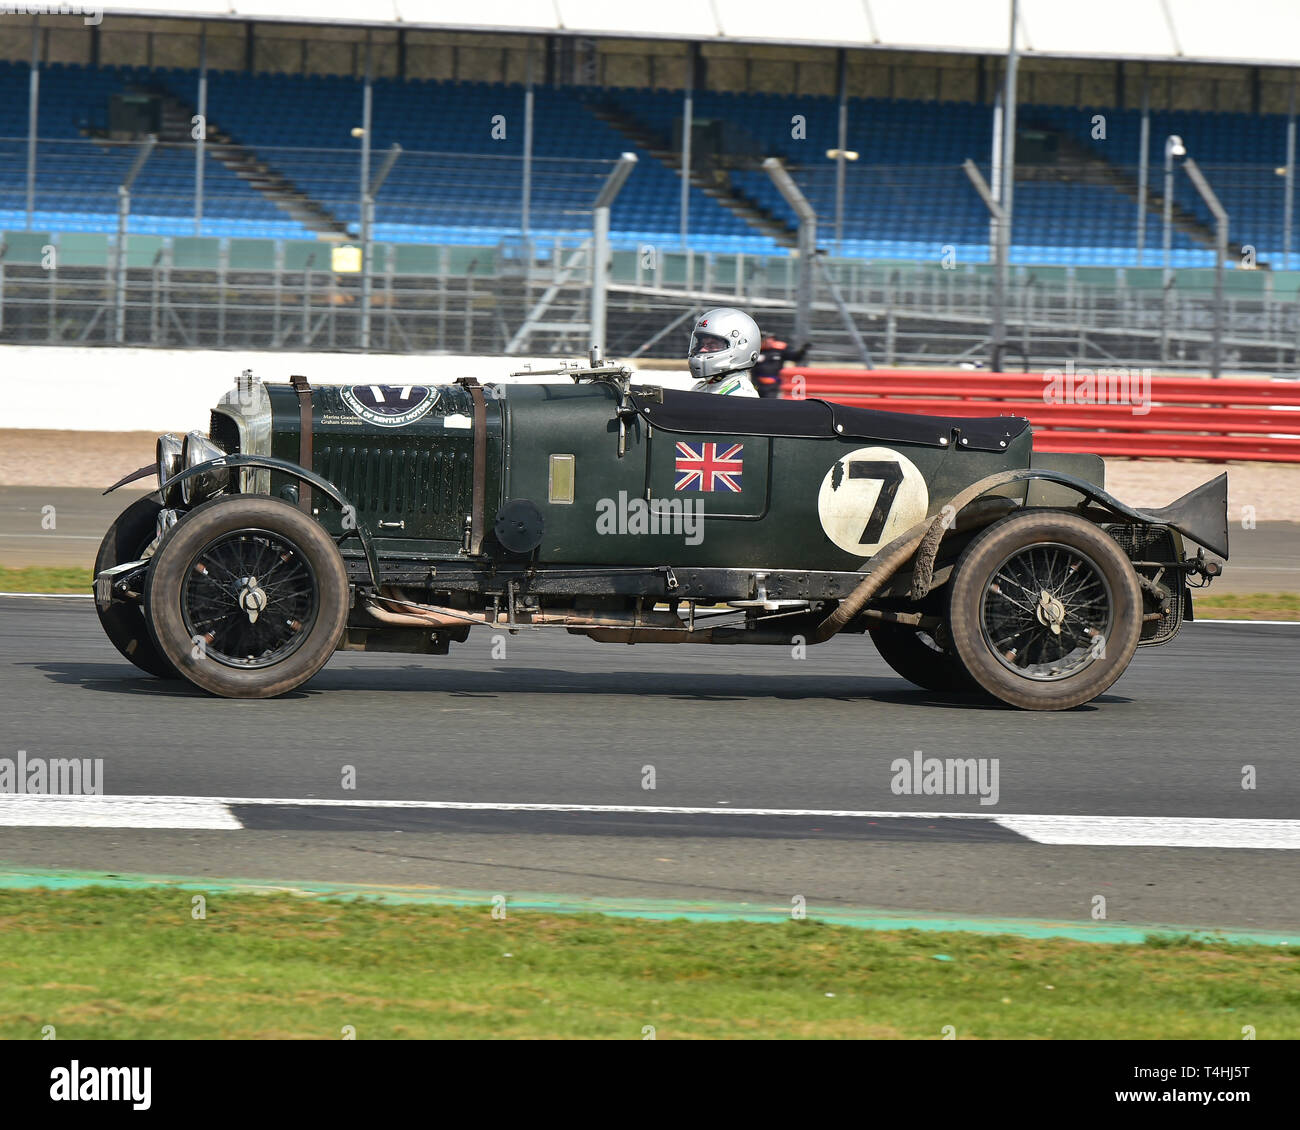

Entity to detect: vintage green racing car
[93,354,1228,709]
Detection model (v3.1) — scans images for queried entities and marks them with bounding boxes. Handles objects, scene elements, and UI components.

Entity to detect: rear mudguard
[817,466,1226,645]
[934,467,1228,559]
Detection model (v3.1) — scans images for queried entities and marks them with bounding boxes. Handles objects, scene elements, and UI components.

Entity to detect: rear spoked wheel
[949,512,1141,710]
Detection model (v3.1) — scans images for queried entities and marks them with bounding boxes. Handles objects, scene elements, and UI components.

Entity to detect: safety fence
[783,368,1300,463]
[8,221,1300,372]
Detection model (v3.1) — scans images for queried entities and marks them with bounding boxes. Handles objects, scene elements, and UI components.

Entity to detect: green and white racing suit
[689,371,759,398]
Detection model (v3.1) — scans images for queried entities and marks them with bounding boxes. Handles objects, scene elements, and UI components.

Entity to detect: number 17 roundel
[816,446,929,557]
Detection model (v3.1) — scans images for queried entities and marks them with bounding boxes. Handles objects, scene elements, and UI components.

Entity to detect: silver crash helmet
[688,307,761,381]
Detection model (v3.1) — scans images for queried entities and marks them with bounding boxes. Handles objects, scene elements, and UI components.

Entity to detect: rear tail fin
[1141,473,1229,559]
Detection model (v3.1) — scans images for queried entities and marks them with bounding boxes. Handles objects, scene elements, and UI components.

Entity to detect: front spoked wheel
[949,512,1141,710]
[145,496,348,698]
[179,529,321,670]
[870,622,975,693]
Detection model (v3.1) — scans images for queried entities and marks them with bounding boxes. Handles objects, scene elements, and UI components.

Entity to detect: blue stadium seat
[0,59,1281,265]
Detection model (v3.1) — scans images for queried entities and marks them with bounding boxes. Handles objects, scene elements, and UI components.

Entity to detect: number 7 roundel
[816,447,929,557]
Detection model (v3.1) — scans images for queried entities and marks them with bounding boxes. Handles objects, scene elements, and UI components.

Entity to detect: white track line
[1,795,1298,848]
[998,815,1300,850]
[0,795,239,829]
[1192,618,1300,626]
[0,795,998,821]
[0,592,92,599]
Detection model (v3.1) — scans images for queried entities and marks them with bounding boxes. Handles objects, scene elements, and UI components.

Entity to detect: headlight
[180,430,230,506]
[156,433,184,507]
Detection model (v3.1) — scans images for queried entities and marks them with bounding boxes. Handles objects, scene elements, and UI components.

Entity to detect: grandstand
[1,2,1298,370]
[0,58,1291,266]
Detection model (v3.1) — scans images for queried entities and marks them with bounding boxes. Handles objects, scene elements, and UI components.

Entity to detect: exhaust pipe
[362,601,484,629]
[809,524,930,644]
[361,598,687,631]
[574,619,820,645]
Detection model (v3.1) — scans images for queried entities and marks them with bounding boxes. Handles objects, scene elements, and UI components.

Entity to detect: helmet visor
[690,332,730,356]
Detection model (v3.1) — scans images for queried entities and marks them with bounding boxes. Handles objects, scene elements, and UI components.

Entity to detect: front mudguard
[105,453,381,588]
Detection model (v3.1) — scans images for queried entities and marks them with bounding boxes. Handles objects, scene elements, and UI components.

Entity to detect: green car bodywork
[95,364,1229,706]
[256,379,1038,571]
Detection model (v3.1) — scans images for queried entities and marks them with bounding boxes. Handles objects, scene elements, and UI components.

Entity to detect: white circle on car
[817,446,929,557]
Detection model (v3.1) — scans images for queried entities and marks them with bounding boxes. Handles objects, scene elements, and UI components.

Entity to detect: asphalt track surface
[4,486,1297,594]
[0,488,155,569]
[1,596,1298,933]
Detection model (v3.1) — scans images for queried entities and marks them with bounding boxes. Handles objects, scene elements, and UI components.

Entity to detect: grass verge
[2,566,1297,622]
[0,888,1295,1039]
[1193,592,1300,620]
[0,566,90,594]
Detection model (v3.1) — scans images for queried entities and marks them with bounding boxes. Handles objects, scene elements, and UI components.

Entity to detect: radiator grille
[315,440,471,540]
[1106,523,1175,561]
[209,412,240,455]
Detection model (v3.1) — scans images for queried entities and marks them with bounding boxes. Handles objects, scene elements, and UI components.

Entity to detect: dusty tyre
[948,511,1142,710]
[145,496,348,698]
[94,492,178,679]
[870,623,976,693]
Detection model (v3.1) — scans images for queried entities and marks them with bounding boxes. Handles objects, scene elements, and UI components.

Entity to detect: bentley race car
[94,355,1228,709]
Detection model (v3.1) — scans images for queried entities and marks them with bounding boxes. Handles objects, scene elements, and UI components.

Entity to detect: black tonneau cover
[629,389,1029,453]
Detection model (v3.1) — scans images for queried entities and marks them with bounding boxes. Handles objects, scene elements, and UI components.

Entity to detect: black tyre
[948,511,1142,710]
[145,495,349,698]
[94,493,178,679]
[870,622,976,693]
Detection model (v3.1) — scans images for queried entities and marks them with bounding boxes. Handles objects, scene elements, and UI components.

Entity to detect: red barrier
[781,368,1300,462]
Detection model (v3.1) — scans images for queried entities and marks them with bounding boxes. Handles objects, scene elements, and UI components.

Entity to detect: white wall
[0,346,691,433]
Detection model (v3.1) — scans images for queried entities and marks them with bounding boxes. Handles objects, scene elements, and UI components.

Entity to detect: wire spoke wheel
[181,530,319,669]
[981,543,1113,682]
[146,495,348,698]
[949,511,1142,710]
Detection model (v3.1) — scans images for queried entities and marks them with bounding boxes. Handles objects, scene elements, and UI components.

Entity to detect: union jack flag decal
[674,442,744,492]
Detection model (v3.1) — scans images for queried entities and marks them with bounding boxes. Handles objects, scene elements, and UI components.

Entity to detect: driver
[687,307,761,397]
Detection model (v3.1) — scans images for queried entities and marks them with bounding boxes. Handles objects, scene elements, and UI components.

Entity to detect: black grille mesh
[1103,523,1184,644]
[209,412,240,455]
[315,440,471,541]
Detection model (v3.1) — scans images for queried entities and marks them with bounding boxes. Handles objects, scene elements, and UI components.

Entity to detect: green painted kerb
[1,865,1296,947]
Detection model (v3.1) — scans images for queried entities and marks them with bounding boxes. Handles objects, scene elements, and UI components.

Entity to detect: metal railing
[4,235,1300,371]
